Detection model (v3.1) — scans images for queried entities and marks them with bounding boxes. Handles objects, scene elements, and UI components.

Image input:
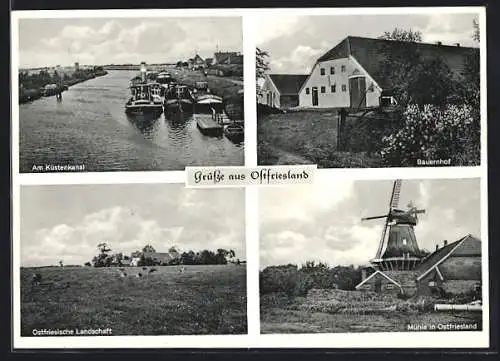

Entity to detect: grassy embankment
[168,68,244,121]
[21,264,247,336]
[257,110,383,168]
[19,68,108,104]
[260,289,482,334]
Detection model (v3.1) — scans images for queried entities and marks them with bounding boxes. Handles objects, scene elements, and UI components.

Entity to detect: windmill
[361,179,426,271]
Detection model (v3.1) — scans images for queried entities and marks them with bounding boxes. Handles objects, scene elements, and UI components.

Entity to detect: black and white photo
[259,178,483,333]
[19,183,247,336]
[16,16,244,173]
[256,12,482,168]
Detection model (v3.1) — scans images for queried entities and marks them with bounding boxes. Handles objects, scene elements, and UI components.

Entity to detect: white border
[11,6,489,349]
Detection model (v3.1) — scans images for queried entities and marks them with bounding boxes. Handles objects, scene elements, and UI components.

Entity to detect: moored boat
[125,82,163,116]
[164,85,194,113]
[224,123,244,143]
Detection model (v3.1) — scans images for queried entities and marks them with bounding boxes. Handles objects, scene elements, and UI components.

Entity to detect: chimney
[435,244,439,251]
[443,240,448,246]
[455,43,460,47]
[140,61,147,82]
[435,41,442,46]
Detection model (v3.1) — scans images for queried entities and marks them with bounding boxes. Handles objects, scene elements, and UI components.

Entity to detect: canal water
[19,70,244,173]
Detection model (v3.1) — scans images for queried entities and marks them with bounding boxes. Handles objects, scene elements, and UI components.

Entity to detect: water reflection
[126,113,162,138]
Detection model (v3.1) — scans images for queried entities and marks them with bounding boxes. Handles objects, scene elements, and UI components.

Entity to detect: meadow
[21,264,247,336]
[257,111,382,168]
[260,293,482,334]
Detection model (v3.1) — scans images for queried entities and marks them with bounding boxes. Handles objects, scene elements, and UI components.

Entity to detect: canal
[19,70,244,173]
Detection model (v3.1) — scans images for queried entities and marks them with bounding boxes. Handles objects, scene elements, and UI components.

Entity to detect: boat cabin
[129,83,162,102]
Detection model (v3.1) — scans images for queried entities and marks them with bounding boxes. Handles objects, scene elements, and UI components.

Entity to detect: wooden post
[337,108,347,151]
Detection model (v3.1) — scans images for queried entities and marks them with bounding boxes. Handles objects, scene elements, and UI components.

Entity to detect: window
[428,281,436,287]
[331,85,336,93]
[330,66,335,74]
[386,284,394,290]
[320,68,325,75]
[341,65,346,72]
[402,238,407,245]
[341,84,347,92]
[305,88,310,95]
[320,86,326,93]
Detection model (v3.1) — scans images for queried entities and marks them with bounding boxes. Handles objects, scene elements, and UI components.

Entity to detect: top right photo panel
[256,10,483,168]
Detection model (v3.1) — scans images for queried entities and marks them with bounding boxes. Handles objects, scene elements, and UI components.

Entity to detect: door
[374,278,382,293]
[349,76,366,109]
[311,87,318,106]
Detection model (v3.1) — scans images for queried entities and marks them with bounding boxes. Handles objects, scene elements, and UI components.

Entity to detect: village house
[258,74,308,109]
[298,36,478,109]
[188,54,207,70]
[355,234,481,297]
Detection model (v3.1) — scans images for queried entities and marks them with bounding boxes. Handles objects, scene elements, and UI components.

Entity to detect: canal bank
[167,68,244,121]
[18,68,109,104]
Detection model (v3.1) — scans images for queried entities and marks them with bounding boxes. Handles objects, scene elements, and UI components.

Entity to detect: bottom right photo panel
[259,178,483,334]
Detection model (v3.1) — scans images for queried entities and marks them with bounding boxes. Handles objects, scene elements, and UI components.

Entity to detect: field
[257,111,382,168]
[21,265,247,336]
[260,294,482,334]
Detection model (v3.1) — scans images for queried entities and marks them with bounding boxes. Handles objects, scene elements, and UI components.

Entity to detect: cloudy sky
[20,184,245,267]
[18,17,242,68]
[260,178,481,268]
[256,13,479,74]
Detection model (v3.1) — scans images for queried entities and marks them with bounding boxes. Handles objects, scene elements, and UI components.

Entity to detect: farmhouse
[258,74,308,109]
[355,234,481,297]
[298,36,478,109]
[143,249,181,266]
[414,234,482,296]
[214,51,243,65]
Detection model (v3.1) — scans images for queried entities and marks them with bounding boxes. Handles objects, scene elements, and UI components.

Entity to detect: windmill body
[362,180,426,271]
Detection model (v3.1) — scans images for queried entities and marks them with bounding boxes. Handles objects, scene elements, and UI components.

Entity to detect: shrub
[380,104,479,166]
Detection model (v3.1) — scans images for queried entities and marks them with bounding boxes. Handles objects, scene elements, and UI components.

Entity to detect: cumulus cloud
[20,185,245,267]
[259,179,480,268]
[256,13,479,74]
[19,17,242,68]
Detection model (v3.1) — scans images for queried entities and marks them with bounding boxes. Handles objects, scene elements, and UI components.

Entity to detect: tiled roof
[317,36,478,90]
[269,74,309,95]
[415,234,480,280]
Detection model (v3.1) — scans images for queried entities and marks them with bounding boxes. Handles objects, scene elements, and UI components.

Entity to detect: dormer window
[341,65,346,72]
[320,68,325,76]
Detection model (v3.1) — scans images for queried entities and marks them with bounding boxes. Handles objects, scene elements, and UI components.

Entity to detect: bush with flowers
[380,104,479,166]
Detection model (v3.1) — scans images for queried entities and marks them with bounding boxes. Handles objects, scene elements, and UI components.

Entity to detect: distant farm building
[258,74,308,109]
[298,36,478,109]
[214,51,243,65]
[356,234,481,297]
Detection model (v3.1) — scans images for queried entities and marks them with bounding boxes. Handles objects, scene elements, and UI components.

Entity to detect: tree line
[87,242,239,268]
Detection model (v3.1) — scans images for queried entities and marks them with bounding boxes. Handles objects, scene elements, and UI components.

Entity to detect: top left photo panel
[13,14,245,173]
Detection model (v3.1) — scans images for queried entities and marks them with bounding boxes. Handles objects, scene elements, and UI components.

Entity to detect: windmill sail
[390,179,402,209]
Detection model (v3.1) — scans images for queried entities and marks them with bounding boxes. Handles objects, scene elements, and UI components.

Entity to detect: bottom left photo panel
[16,183,247,337]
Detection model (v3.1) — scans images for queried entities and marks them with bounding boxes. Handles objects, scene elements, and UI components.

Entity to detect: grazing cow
[119,271,127,277]
[148,268,157,274]
[32,273,42,286]
[142,267,148,271]
[179,267,186,273]
[136,272,143,278]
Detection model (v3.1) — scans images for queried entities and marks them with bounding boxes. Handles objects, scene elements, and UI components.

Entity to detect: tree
[376,28,457,107]
[142,244,156,253]
[97,242,111,254]
[256,47,270,81]
[378,28,422,42]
